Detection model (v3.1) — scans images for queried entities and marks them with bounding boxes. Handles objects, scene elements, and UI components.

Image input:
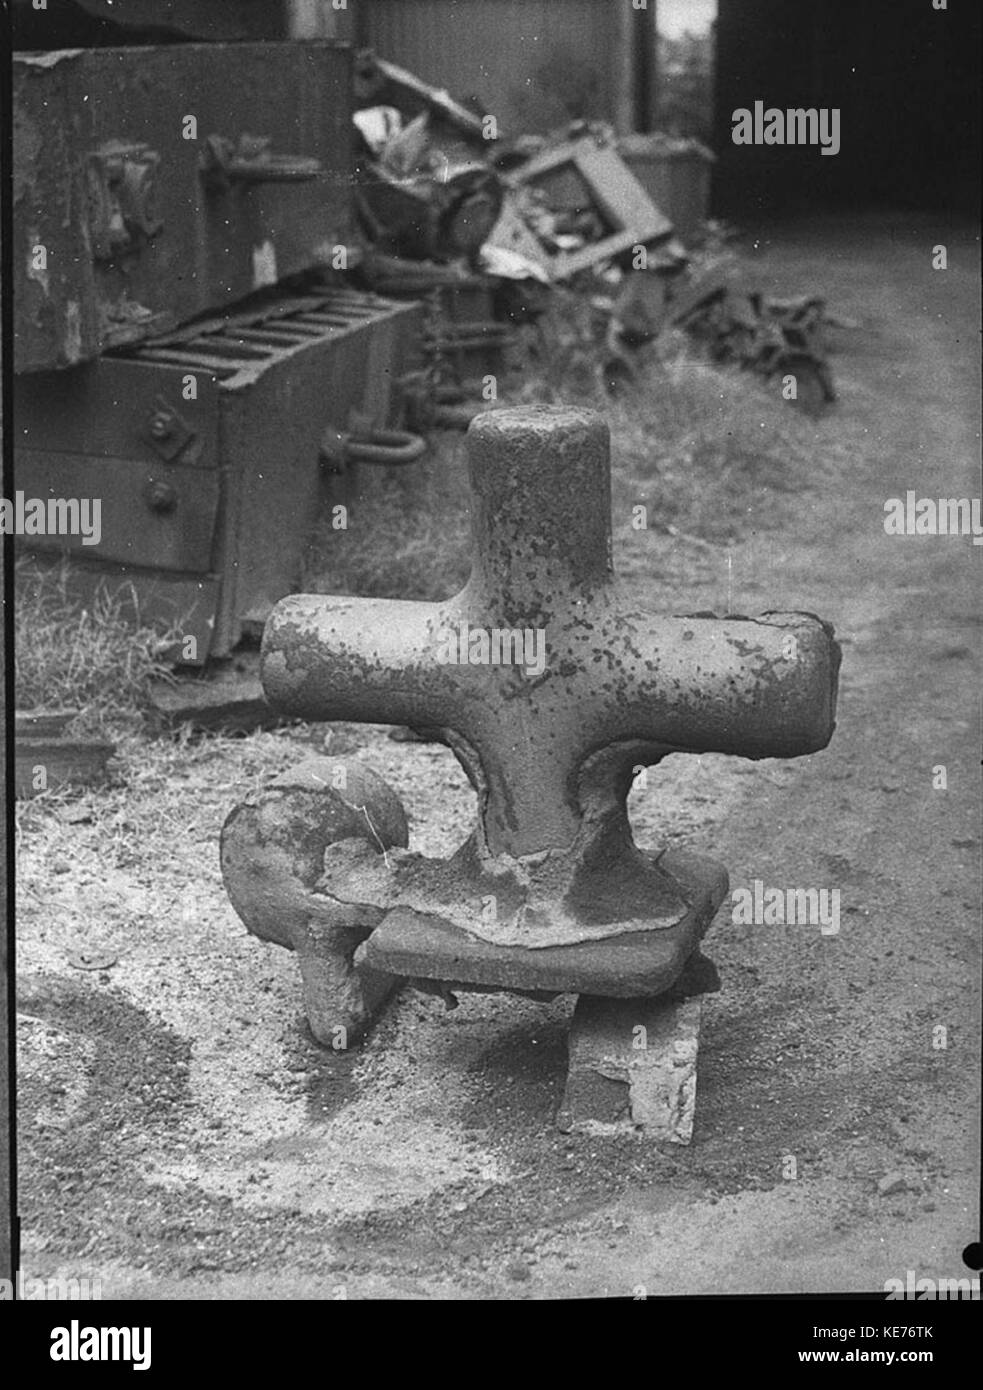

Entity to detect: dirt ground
[16,212,980,1299]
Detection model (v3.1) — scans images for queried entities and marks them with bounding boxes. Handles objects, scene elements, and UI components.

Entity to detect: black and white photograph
[2,0,980,1340]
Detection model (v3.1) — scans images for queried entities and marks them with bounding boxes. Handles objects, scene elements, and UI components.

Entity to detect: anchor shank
[466,406,614,618]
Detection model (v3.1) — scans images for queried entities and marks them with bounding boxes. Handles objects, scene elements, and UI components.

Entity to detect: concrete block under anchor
[558,995,703,1143]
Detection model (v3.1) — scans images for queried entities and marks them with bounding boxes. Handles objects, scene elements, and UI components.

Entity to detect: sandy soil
[15,212,980,1299]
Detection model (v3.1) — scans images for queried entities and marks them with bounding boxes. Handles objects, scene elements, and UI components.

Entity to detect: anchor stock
[222,405,840,1134]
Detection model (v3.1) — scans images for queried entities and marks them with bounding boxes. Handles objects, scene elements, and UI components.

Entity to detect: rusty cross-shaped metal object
[246,406,840,1020]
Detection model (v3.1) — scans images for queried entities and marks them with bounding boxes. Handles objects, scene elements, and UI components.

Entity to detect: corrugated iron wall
[357,0,625,135]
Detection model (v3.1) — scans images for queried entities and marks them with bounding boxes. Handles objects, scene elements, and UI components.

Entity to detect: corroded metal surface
[225,405,840,1039]
[356,850,728,998]
[262,406,840,958]
[220,758,408,1043]
[13,43,353,370]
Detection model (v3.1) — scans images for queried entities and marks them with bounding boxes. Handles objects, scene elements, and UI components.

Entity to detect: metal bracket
[87,142,163,262]
[200,133,324,188]
[319,422,426,472]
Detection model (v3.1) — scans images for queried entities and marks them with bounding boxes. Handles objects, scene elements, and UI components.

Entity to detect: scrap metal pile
[665,274,837,413]
[350,50,837,420]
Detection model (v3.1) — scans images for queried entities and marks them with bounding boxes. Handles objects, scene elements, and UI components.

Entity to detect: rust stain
[13,108,42,205]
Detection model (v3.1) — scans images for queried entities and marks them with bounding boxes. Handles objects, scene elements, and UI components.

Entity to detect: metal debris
[668,276,837,413]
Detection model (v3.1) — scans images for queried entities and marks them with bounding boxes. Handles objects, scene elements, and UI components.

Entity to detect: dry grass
[14,557,177,738]
[305,439,473,602]
[304,322,823,602]
[606,346,819,544]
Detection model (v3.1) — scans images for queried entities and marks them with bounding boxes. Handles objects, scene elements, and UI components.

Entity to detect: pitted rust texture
[220,759,408,1044]
[260,405,841,954]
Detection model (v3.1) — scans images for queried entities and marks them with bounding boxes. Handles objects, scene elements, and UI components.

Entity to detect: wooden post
[638,0,659,133]
[286,0,358,42]
[613,0,659,135]
[612,0,638,136]
[286,0,324,39]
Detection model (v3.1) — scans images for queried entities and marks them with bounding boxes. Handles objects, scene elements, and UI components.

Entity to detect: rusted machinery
[13,31,423,663]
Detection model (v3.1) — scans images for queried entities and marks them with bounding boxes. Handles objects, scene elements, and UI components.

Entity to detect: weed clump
[15,557,176,738]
